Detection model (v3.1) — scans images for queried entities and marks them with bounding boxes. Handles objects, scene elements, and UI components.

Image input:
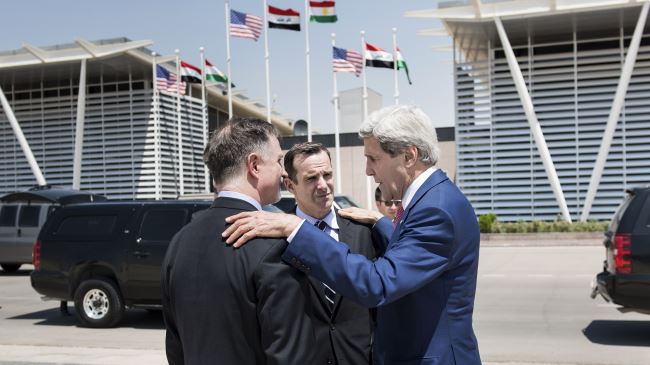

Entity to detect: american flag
[156,65,186,95]
[332,46,363,76]
[230,9,263,41]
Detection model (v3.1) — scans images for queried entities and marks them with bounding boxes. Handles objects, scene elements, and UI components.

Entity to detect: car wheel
[73,278,124,328]
[0,264,21,273]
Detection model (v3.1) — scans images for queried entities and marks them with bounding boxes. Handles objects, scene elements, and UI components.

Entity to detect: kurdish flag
[310,1,337,23]
[396,48,412,85]
[205,59,227,84]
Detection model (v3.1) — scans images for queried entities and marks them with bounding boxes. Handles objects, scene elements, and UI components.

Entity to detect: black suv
[591,186,650,313]
[31,200,211,328]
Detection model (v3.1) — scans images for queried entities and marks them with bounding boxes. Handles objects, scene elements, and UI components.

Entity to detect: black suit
[296,209,381,365]
[161,197,316,365]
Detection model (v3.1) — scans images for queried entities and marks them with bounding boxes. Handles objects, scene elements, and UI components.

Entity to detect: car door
[16,204,45,263]
[0,205,19,262]
[124,206,189,304]
[631,193,650,275]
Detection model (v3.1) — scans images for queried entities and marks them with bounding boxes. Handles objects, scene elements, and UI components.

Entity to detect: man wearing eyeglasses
[223,105,481,365]
[374,187,400,221]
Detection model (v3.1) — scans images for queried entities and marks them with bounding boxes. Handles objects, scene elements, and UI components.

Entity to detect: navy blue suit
[283,170,481,364]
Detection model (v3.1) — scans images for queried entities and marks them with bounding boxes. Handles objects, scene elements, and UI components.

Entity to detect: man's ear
[246,153,261,177]
[403,146,418,168]
[284,176,296,194]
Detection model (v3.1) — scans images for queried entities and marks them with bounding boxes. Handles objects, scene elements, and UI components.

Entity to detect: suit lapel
[391,170,449,243]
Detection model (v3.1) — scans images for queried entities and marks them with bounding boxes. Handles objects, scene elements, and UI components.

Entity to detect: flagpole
[225,0,233,118]
[200,47,210,193]
[263,0,272,123]
[304,0,313,142]
[331,33,342,194]
[392,27,399,105]
[361,30,373,210]
[175,49,185,197]
[152,52,162,200]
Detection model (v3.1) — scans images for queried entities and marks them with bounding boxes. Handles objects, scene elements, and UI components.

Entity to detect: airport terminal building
[0,38,293,200]
[409,0,650,221]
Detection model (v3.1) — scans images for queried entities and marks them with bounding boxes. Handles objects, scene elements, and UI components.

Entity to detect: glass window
[56,215,117,238]
[0,206,18,227]
[138,209,187,242]
[18,206,41,227]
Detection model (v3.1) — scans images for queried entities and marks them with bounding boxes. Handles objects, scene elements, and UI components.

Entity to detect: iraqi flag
[180,61,202,83]
[268,6,301,31]
[310,1,337,23]
[364,42,394,69]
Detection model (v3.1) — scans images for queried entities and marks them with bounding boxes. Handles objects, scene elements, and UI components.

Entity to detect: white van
[0,186,106,273]
[0,203,51,272]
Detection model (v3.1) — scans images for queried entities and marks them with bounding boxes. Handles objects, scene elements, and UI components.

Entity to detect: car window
[334,196,358,209]
[138,209,187,242]
[55,215,118,239]
[609,193,633,233]
[0,205,18,227]
[18,206,41,227]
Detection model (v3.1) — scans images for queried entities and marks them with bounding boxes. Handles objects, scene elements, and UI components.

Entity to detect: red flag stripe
[310,1,335,7]
[268,6,300,16]
[365,42,385,52]
[180,61,201,74]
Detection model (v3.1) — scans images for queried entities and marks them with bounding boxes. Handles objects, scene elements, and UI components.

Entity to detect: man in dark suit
[223,106,482,365]
[161,117,315,365]
[283,142,380,365]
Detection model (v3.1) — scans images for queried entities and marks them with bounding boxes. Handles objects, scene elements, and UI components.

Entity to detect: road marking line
[527,274,554,278]
[481,274,506,278]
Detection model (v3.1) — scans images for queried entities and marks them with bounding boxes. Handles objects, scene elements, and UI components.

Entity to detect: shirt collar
[401,167,437,210]
[217,191,262,211]
[295,206,339,230]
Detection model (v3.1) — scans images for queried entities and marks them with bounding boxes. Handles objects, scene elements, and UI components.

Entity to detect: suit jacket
[293,208,381,365]
[283,170,481,365]
[161,197,316,365]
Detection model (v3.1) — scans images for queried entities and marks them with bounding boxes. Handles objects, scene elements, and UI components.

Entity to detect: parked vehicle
[31,200,211,328]
[0,186,105,273]
[273,191,359,213]
[591,186,650,313]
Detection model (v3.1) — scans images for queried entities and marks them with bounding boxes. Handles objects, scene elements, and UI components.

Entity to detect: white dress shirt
[217,191,262,211]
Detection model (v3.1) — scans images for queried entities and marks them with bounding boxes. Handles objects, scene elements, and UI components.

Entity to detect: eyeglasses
[378,199,401,207]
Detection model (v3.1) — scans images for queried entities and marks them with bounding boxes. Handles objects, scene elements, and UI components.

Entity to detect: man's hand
[223,211,303,248]
[338,207,384,225]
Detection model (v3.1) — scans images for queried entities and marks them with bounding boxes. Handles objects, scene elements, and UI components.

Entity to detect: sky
[2,0,454,134]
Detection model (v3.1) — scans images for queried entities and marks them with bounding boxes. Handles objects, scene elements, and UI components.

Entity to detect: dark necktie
[315,220,336,310]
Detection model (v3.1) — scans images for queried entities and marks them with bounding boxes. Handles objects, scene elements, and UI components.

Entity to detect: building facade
[408,1,650,221]
[0,38,293,199]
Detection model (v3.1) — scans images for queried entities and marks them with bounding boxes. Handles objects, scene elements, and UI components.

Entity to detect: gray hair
[204,117,279,186]
[359,105,439,166]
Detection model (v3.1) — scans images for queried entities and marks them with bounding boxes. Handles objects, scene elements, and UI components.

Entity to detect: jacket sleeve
[371,216,393,253]
[282,206,454,308]
[161,238,184,365]
[254,241,316,365]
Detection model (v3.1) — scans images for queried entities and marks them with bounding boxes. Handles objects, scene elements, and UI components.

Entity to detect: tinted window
[138,209,187,242]
[18,206,41,227]
[609,194,634,233]
[334,196,358,209]
[0,205,18,227]
[56,215,117,238]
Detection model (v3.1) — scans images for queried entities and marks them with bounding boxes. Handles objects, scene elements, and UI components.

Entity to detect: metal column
[72,59,87,189]
[494,17,572,223]
[580,2,650,222]
[0,85,47,186]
